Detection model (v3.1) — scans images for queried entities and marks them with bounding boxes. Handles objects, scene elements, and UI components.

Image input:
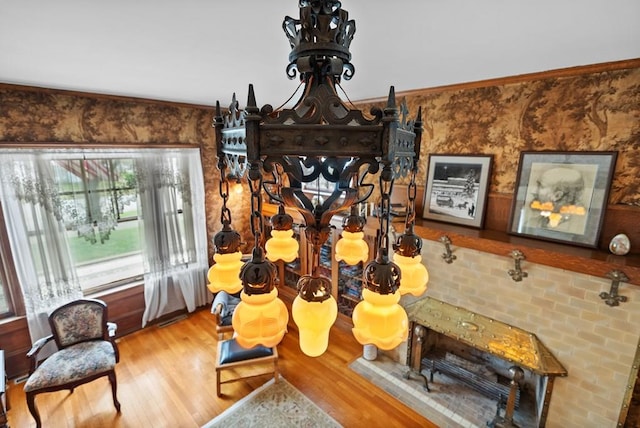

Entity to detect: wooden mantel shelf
[264,194,640,286]
[410,218,640,287]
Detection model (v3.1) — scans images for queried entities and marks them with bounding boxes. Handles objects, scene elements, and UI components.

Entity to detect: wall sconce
[599,269,629,306]
[230,181,244,195]
[507,249,528,282]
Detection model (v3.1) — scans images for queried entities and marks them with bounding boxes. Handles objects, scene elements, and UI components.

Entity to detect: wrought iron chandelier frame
[211,0,427,356]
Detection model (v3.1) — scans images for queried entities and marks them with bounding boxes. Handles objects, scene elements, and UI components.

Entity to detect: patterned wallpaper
[0,86,248,260]
[359,63,640,206]
[0,89,212,144]
[1,60,638,260]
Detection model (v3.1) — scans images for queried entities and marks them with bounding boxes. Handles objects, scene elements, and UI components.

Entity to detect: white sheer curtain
[0,151,83,349]
[136,149,208,327]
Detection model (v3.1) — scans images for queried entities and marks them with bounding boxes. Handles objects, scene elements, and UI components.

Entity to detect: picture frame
[508,151,617,248]
[422,154,493,228]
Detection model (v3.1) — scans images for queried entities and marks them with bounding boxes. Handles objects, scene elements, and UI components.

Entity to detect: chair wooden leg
[216,368,222,397]
[26,391,42,428]
[108,370,121,412]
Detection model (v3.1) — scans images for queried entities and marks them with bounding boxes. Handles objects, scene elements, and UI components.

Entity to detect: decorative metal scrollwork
[599,269,629,306]
[507,249,528,282]
[439,235,456,264]
[261,155,379,230]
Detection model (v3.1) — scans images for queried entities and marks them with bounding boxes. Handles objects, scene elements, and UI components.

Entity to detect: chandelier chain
[405,169,417,228]
[248,163,265,248]
[218,161,232,225]
[377,168,394,258]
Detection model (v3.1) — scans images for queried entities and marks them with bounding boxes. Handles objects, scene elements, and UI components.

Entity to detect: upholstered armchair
[23,298,121,428]
[211,291,241,340]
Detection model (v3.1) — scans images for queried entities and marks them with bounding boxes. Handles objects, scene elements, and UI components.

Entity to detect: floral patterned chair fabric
[23,298,121,428]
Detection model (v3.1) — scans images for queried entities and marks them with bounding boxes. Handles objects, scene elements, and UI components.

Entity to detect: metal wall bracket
[507,249,528,282]
[599,269,629,307]
[439,235,456,264]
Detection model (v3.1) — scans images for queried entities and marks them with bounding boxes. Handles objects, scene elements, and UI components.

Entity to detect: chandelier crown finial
[283,0,356,81]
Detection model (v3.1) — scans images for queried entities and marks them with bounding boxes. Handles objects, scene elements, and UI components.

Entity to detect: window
[0,147,203,318]
[52,157,144,292]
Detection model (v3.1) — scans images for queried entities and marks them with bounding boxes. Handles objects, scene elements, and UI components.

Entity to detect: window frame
[0,200,25,318]
[0,143,203,318]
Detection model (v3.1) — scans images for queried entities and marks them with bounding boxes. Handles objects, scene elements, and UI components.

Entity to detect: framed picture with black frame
[422,154,493,228]
[508,151,617,248]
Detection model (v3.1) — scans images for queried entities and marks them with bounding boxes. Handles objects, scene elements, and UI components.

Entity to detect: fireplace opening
[418,327,535,425]
[405,297,567,428]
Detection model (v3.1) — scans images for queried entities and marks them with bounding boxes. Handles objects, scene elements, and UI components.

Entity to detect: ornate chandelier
[210,0,428,357]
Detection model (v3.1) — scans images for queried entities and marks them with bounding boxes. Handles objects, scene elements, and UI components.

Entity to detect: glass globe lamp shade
[265,229,299,263]
[292,274,337,357]
[207,251,244,294]
[352,288,408,350]
[335,231,369,265]
[292,296,338,357]
[265,204,299,263]
[392,253,429,296]
[232,287,289,349]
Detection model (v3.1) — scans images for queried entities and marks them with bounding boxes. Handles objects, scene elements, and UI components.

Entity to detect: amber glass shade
[232,287,289,349]
[292,295,338,357]
[265,229,299,263]
[392,253,429,296]
[352,288,408,350]
[335,231,369,265]
[207,251,243,294]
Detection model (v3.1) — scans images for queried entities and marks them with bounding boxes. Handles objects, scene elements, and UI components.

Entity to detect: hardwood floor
[7,308,436,428]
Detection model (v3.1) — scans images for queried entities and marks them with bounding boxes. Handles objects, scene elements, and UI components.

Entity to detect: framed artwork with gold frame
[508,151,617,248]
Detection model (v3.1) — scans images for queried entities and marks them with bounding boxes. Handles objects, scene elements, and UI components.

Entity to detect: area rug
[202,377,342,428]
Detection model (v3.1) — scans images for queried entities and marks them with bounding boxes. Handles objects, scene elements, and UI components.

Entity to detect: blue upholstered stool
[215,338,279,396]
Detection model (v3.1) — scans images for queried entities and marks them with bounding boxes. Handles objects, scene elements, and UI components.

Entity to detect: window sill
[88,280,144,300]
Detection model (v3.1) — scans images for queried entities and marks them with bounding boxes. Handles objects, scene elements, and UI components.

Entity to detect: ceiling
[1,0,639,108]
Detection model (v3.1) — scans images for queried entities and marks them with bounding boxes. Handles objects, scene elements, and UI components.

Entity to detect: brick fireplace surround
[386,239,640,427]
